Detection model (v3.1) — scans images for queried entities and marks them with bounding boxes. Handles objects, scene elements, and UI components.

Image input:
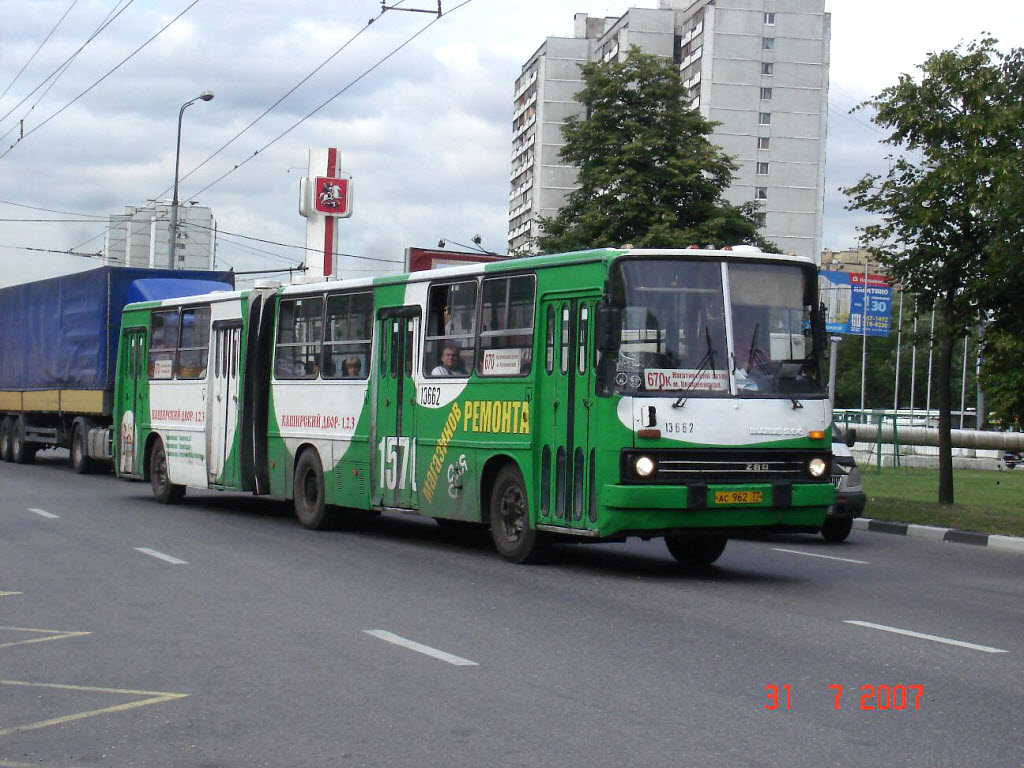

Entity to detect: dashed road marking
[27,508,58,519]
[0,592,21,598]
[134,547,188,565]
[0,680,189,738]
[0,627,90,651]
[363,629,478,666]
[844,620,1009,654]
[772,547,869,564]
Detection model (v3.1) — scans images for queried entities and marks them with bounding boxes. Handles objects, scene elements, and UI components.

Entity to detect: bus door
[373,307,420,509]
[207,321,242,486]
[540,295,599,529]
[118,327,148,476]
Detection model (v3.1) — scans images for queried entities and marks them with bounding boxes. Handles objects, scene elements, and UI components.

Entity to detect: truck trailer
[0,266,233,472]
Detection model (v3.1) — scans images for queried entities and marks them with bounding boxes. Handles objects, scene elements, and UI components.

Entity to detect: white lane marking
[27,508,59,519]
[772,548,868,564]
[363,630,478,666]
[134,548,188,565]
[844,620,1008,654]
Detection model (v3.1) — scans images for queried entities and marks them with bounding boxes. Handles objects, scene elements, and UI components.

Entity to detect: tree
[537,48,774,253]
[842,38,1024,504]
[981,328,1024,430]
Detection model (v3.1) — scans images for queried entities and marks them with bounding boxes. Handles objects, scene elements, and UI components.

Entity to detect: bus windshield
[603,258,824,397]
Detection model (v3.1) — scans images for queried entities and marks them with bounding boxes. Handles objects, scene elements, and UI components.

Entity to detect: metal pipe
[852,424,1024,451]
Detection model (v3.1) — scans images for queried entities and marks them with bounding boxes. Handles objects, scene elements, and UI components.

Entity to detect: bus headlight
[635,456,656,478]
[808,457,828,478]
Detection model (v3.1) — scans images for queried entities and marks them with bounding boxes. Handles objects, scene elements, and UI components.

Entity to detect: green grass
[860,467,1024,537]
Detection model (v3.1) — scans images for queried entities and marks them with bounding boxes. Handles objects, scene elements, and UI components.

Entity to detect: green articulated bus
[113,246,834,565]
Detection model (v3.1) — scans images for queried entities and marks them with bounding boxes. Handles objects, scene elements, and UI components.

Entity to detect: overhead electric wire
[183,0,474,204]
[62,1,416,259]
[0,197,126,218]
[1,0,200,159]
[0,0,136,134]
[184,220,402,265]
[159,1,402,197]
[0,242,102,257]
[0,0,80,104]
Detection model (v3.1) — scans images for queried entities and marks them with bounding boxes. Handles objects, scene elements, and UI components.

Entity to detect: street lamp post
[168,91,214,268]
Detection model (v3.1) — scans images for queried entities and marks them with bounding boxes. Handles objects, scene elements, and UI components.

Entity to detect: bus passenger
[342,356,362,378]
[432,344,467,376]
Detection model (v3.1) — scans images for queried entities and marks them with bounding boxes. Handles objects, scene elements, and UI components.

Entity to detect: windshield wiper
[673,324,716,408]
[746,323,772,376]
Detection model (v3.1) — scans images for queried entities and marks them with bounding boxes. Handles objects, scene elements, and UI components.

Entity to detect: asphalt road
[2,452,1022,768]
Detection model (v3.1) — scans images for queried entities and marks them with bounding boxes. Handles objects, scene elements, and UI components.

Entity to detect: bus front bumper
[597,482,832,535]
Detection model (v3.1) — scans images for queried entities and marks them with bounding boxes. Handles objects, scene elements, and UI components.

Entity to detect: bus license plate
[714,490,764,505]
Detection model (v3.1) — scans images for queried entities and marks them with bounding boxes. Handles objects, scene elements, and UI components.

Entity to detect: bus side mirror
[595,305,621,352]
[845,428,857,447]
[813,302,827,352]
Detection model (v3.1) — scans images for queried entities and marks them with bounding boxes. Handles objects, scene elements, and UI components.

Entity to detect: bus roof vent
[252,278,282,289]
[730,245,763,253]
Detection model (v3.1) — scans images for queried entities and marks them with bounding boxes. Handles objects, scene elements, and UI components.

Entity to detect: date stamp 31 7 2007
[764,684,924,711]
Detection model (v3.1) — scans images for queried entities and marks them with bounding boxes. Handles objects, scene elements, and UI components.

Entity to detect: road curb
[853,518,1024,554]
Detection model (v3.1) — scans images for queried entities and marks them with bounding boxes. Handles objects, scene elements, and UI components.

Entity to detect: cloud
[2,0,1022,287]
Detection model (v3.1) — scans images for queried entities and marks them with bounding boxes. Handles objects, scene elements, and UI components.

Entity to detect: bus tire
[821,516,853,543]
[12,417,36,465]
[665,534,727,567]
[294,450,333,530]
[0,416,13,462]
[71,424,94,475]
[150,439,185,504]
[489,464,546,564]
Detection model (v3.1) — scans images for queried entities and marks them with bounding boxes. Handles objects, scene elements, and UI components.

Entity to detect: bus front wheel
[150,439,185,504]
[665,534,727,567]
[294,450,334,530]
[489,464,546,564]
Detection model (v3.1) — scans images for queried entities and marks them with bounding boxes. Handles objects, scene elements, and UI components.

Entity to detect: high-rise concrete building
[508,0,831,263]
[103,200,217,270]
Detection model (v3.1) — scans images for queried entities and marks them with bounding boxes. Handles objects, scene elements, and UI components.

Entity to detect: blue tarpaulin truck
[0,266,233,471]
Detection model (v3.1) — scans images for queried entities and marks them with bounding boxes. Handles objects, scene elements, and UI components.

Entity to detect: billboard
[819,270,892,337]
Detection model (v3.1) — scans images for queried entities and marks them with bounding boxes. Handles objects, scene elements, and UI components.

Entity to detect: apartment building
[103,200,216,271]
[508,0,831,263]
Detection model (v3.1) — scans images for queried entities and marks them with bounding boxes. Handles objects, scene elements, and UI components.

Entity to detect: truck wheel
[665,534,727,567]
[0,417,13,462]
[11,417,36,465]
[294,449,334,529]
[821,516,854,543]
[149,439,185,504]
[71,424,94,474]
[489,464,547,563]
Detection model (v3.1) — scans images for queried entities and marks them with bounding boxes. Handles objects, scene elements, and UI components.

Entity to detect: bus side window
[275,296,324,379]
[177,306,211,380]
[323,291,372,380]
[424,280,477,377]
[478,274,535,377]
[149,309,179,380]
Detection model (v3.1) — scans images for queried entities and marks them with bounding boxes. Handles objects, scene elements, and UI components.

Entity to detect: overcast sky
[0,0,1020,287]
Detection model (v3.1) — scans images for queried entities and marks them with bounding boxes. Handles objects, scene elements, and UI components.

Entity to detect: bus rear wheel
[665,534,727,567]
[489,464,546,564]
[150,439,185,504]
[0,416,13,462]
[294,450,334,530]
